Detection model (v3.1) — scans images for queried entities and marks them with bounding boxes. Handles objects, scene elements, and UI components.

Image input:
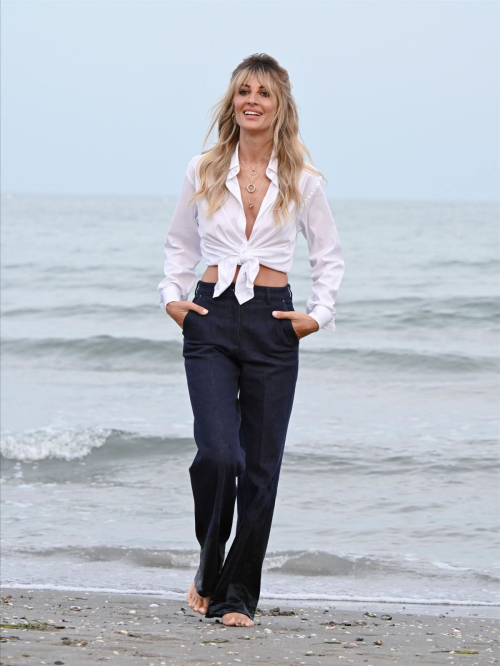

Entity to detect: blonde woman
[158,53,345,627]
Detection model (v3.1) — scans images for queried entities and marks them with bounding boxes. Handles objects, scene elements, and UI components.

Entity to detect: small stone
[374,639,383,645]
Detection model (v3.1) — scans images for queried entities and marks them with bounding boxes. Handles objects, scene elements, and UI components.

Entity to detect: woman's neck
[238,134,272,165]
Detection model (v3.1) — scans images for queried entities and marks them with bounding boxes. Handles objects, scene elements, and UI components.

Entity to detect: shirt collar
[227,140,278,180]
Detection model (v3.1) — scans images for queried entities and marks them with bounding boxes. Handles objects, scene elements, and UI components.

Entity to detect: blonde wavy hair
[188,53,324,226]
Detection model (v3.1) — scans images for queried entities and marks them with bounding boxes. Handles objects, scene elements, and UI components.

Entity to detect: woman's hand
[272,310,319,340]
[166,301,209,329]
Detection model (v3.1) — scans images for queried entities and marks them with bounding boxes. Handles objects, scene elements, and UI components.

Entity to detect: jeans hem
[205,604,255,621]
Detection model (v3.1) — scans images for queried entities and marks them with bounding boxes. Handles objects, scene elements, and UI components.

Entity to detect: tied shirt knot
[213,247,261,305]
[237,247,251,264]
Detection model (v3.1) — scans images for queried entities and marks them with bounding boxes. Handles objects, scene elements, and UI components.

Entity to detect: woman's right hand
[166,301,209,330]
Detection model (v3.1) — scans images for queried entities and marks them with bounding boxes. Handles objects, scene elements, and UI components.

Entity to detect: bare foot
[222,611,254,627]
[186,579,210,614]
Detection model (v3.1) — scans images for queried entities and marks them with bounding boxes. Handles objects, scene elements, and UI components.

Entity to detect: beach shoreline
[1,586,498,665]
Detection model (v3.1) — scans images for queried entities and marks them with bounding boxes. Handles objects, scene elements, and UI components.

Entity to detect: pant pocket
[182,294,204,335]
[282,300,300,344]
[182,309,193,333]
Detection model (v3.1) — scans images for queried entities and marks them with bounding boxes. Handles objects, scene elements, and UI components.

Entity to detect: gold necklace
[245,181,262,209]
[239,150,270,191]
[238,170,263,208]
[243,166,265,193]
[240,155,264,178]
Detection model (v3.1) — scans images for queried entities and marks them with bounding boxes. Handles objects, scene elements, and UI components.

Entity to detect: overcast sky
[1,0,498,201]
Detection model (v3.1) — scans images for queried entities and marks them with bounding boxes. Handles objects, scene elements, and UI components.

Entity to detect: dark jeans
[182,279,300,620]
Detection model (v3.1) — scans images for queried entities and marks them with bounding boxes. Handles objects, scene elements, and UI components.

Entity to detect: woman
[157,53,345,627]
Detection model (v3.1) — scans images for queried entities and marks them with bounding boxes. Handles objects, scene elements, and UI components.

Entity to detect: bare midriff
[201,264,288,287]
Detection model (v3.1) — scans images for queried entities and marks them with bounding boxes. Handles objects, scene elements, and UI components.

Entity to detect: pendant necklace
[240,152,269,193]
[239,167,264,208]
[245,181,262,209]
[240,154,264,178]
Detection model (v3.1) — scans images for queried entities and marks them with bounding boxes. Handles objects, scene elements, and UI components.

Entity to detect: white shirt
[158,141,345,331]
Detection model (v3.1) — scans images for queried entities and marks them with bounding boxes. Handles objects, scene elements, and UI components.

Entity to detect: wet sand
[1,587,498,665]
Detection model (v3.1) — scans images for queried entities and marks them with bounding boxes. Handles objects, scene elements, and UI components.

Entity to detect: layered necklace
[239,151,270,210]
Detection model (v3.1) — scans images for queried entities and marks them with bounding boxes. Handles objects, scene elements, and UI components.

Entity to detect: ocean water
[1,193,499,611]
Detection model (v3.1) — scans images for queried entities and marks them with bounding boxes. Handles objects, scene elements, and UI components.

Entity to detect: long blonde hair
[188,53,324,226]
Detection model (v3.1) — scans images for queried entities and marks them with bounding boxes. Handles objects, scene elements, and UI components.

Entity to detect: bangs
[233,68,277,97]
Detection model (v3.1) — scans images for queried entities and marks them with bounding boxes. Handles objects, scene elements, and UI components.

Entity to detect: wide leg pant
[182,279,300,621]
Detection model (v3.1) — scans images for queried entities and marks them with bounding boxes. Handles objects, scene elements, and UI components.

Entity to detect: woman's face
[233,75,275,134]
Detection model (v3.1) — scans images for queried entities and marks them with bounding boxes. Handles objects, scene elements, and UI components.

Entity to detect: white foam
[0,425,110,461]
[1,582,498,608]
[432,561,473,571]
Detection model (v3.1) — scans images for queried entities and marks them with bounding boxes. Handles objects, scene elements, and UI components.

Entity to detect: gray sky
[1,0,498,201]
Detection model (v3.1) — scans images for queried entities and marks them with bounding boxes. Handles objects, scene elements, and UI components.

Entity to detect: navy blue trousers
[182,279,300,620]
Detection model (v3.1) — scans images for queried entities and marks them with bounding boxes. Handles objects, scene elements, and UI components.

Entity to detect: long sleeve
[299,176,345,332]
[157,157,203,310]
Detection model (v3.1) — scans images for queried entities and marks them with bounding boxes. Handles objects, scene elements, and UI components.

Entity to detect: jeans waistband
[195,280,293,301]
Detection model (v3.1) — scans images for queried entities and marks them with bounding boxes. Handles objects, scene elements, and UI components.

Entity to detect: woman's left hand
[272,310,319,340]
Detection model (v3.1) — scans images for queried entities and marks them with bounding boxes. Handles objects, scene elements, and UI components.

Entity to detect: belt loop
[195,281,200,297]
[265,286,271,303]
[288,284,293,299]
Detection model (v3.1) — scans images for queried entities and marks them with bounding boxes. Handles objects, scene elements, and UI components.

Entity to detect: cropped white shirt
[157,141,345,331]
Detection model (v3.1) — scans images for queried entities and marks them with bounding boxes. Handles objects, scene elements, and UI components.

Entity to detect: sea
[1,193,499,614]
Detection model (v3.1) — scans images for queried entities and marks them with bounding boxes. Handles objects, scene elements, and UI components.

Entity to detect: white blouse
[157,141,345,331]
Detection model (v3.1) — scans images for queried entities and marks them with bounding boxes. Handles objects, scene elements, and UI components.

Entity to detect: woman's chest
[196,184,299,247]
[236,171,273,241]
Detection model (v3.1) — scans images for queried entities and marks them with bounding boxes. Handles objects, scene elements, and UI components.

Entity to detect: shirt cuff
[307,305,336,332]
[159,285,183,311]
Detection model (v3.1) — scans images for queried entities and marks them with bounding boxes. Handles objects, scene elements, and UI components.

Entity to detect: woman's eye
[238,90,270,97]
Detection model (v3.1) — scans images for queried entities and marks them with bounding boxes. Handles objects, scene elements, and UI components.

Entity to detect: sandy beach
[1,587,498,665]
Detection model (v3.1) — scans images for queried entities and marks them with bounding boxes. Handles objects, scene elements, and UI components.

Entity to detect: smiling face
[232,74,276,133]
